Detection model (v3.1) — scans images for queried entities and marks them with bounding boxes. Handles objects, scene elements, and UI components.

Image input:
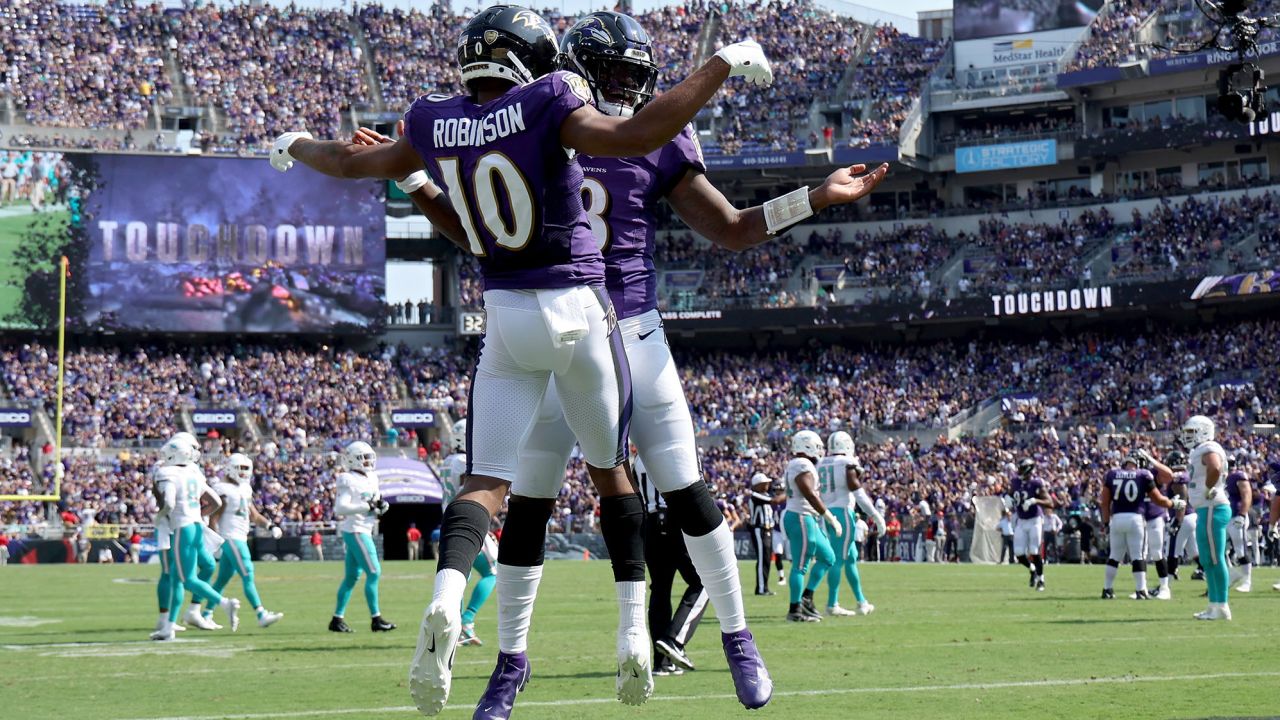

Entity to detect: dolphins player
[818,431,884,616]
[1182,416,1233,620]
[783,430,840,622]
[439,419,498,647]
[204,453,285,627]
[329,441,396,633]
[151,433,240,641]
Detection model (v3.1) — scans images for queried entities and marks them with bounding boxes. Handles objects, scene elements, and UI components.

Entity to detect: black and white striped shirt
[636,456,666,514]
[749,473,774,529]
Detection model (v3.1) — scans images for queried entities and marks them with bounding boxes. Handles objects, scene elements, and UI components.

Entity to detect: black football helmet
[457,5,560,91]
[560,11,658,117]
[1166,450,1188,471]
[1017,458,1036,477]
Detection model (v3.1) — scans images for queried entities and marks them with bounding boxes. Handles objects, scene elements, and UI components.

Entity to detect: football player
[439,419,498,647]
[1268,460,1280,591]
[783,430,840,623]
[151,433,240,641]
[329,441,396,634]
[1224,459,1254,593]
[1166,450,1203,581]
[273,5,774,714]
[203,454,285,628]
[818,431,884,616]
[1139,457,1175,600]
[150,457,184,635]
[1099,451,1182,599]
[1009,458,1052,591]
[1182,416,1232,620]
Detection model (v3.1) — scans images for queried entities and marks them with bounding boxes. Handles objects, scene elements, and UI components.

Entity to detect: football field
[2,560,1277,720]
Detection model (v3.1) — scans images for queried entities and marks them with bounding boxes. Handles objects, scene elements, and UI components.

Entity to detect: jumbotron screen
[954,0,1104,41]
[0,151,386,333]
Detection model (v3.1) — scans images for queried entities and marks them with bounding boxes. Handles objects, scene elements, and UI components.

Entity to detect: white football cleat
[410,601,460,716]
[257,610,284,628]
[149,625,176,642]
[183,607,216,630]
[826,604,856,617]
[1193,606,1213,620]
[173,623,186,632]
[615,627,654,706]
[856,602,875,615]
[1198,604,1232,621]
[1154,587,1172,600]
[1272,581,1280,592]
[1235,582,1251,593]
[220,597,241,632]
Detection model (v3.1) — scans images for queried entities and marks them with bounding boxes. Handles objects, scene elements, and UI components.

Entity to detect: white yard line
[113,671,1280,720]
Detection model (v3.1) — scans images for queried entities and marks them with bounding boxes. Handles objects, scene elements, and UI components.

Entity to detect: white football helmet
[342,441,378,473]
[226,453,253,484]
[160,432,200,466]
[1181,415,1215,449]
[791,430,824,460]
[827,431,854,458]
[451,419,467,454]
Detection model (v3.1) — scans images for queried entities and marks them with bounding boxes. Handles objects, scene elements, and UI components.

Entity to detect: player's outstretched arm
[669,163,889,251]
[351,125,471,251]
[562,40,771,157]
[274,132,422,181]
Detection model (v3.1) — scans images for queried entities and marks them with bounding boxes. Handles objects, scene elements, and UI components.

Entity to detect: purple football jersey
[1225,471,1251,516]
[577,125,705,319]
[403,71,604,291]
[1140,480,1168,521]
[1104,468,1154,515]
[1011,477,1045,520]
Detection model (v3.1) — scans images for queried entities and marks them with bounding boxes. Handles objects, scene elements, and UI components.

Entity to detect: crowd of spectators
[710,0,862,154]
[1,0,172,129]
[844,26,946,146]
[961,209,1116,295]
[3,317,1278,541]
[1111,192,1279,280]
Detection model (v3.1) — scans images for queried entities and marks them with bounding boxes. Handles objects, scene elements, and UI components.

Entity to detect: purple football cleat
[722,629,773,710]
[472,651,531,720]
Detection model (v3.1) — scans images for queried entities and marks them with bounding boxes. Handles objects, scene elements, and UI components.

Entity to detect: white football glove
[714,39,773,87]
[1021,497,1039,512]
[1229,515,1247,530]
[823,510,842,537]
[874,515,887,535]
[1206,484,1225,502]
[1169,497,1187,512]
[1271,522,1280,540]
[270,131,312,172]
[374,498,390,517]
[269,525,283,540]
[1133,448,1156,469]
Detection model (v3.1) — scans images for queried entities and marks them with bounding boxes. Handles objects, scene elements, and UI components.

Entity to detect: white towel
[537,287,590,348]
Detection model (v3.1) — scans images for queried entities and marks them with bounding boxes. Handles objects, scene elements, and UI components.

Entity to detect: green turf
[0,206,68,325]
[1,560,1277,720]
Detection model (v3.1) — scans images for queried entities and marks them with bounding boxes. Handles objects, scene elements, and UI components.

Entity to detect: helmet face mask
[1181,415,1215,448]
[226,453,253,484]
[560,11,658,118]
[343,441,378,474]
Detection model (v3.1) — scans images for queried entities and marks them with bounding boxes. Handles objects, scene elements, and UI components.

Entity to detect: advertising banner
[389,409,437,427]
[956,139,1057,173]
[954,26,1087,69]
[0,408,33,427]
[191,408,238,428]
[40,153,386,333]
[376,457,443,504]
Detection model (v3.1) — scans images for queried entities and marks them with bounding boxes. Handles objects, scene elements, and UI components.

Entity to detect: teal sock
[846,561,866,603]
[461,573,495,625]
[825,560,841,608]
[363,571,381,617]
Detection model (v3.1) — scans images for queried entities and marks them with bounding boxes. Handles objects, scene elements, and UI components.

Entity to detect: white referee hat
[749,473,771,487]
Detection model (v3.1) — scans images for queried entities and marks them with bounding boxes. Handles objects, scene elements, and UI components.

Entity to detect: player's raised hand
[352,119,403,147]
[815,163,889,209]
[270,131,312,172]
[714,39,773,87]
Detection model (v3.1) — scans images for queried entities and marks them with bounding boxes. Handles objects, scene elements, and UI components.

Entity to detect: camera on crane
[1168,0,1277,123]
[1218,63,1266,122]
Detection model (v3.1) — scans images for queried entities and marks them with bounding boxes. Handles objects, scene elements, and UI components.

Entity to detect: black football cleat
[1029,571,1036,588]
[800,597,822,620]
[1100,589,1115,599]
[1131,590,1150,600]
[329,616,354,633]
[1035,579,1045,592]
[371,615,397,632]
[1191,568,1205,581]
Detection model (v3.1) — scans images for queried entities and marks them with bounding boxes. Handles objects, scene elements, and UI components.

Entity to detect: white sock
[616,580,646,636]
[187,602,201,615]
[431,568,468,609]
[1134,571,1147,593]
[1160,575,1170,590]
[1104,564,1118,590]
[496,563,543,654]
[684,522,748,633]
[1239,562,1252,584]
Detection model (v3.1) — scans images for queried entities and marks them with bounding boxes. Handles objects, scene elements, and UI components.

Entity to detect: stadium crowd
[2,316,1277,540]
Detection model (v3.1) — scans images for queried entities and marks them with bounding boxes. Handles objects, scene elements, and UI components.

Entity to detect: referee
[749,472,784,595]
[638,455,706,674]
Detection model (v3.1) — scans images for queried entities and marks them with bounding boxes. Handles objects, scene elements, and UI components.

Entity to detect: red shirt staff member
[407,524,423,562]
